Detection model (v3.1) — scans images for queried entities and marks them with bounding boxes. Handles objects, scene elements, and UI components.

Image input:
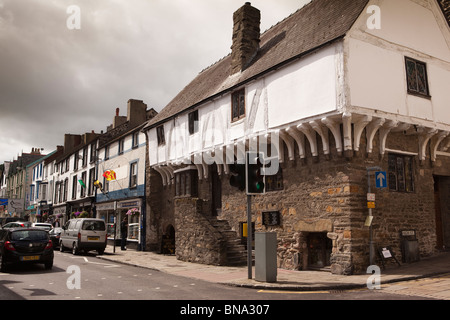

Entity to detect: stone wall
[174,197,227,265]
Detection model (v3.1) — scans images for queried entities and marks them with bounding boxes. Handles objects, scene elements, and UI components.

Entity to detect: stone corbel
[342,113,353,152]
[366,118,385,154]
[286,126,306,159]
[353,115,372,152]
[322,117,343,153]
[297,123,318,157]
[379,120,399,156]
[418,127,438,162]
[430,131,449,162]
[280,130,295,161]
[310,120,330,155]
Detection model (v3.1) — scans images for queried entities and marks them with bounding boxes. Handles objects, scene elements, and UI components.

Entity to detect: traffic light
[229,163,246,191]
[246,152,265,195]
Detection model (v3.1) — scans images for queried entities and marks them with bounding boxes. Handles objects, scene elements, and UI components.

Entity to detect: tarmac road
[0,251,435,303]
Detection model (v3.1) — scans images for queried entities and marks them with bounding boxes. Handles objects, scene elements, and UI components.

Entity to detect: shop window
[388,154,415,193]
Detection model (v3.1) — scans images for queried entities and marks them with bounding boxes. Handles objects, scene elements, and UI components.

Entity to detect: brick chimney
[230,2,261,74]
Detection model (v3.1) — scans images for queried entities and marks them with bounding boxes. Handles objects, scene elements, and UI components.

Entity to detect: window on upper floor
[118,138,125,155]
[405,57,430,97]
[231,88,246,122]
[132,131,139,148]
[157,126,165,146]
[188,110,199,135]
[129,162,138,188]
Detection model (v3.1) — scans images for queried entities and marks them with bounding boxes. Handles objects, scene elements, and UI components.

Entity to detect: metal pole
[368,170,374,266]
[366,166,381,266]
[113,201,117,253]
[247,195,252,280]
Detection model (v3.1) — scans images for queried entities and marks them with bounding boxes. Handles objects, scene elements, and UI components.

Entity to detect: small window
[175,169,198,197]
[388,154,414,193]
[130,162,138,188]
[231,88,246,122]
[265,167,284,192]
[132,131,139,148]
[188,110,199,135]
[72,176,77,199]
[405,57,430,97]
[157,126,165,146]
[104,145,109,160]
[118,138,125,154]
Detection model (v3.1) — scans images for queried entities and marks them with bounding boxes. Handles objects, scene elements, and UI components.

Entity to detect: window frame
[188,110,199,135]
[405,57,430,98]
[157,126,165,146]
[231,88,246,122]
[129,161,138,189]
[388,153,415,193]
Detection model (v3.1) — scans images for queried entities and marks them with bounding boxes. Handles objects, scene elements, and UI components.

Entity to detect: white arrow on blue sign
[375,171,387,189]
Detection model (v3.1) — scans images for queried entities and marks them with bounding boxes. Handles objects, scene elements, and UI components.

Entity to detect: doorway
[307,233,332,270]
[434,176,450,251]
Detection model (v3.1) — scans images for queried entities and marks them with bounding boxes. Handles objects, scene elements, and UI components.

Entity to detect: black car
[0,228,54,272]
[48,227,63,249]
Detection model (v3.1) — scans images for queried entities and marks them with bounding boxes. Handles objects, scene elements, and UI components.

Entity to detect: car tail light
[5,241,16,251]
[78,232,81,240]
[45,240,53,250]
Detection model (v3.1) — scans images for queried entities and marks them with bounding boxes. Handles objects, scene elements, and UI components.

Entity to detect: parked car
[60,218,107,255]
[0,217,20,227]
[2,221,32,229]
[49,227,63,249]
[32,223,53,231]
[0,228,54,272]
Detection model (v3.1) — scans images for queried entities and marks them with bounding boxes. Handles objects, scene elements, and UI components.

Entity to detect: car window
[82,220,106,231]
[11,230,48,241]
[75,220,82,230]
[68,220,76,230]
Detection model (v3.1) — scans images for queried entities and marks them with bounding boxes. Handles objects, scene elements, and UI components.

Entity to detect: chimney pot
[116,108,120,116]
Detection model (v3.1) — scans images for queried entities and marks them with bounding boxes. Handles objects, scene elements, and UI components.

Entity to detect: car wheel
[97,248,105,255]
[0,254,8,273]
[72,243,79,255]
[59,241,65,252]
[44,261,53,270]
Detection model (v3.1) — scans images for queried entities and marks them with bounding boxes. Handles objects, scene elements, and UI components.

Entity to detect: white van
[60,218,107,255]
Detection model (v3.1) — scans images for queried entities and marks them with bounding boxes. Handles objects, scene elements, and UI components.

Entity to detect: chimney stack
[231,2,261,74]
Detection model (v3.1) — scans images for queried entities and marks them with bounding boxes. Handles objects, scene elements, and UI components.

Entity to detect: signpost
[366,167,382,266]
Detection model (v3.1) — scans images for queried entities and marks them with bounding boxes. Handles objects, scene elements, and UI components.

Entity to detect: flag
[78,179,86,188]
[103,170,116,181]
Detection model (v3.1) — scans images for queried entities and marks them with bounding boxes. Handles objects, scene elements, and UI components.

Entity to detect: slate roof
[145,0,450,130]
[439,0,450,27]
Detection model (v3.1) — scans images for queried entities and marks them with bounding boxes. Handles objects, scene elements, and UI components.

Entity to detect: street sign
[367,202,376,209]
[375,171,387,189]
[367,193,376,201]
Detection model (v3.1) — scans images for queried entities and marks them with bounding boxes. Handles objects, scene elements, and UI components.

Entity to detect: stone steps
[209,219,249,266]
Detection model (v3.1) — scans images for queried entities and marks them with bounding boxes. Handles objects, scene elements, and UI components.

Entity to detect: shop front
[96,198,143,250]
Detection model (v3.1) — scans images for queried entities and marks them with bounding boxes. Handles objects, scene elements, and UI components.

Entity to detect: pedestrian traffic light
[246,152,265,195]
[229,163,246,191]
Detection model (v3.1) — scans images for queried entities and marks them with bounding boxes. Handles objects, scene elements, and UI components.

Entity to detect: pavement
[98,245,450,291]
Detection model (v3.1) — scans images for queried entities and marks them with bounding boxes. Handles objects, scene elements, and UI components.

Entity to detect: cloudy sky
[0,0,310,164]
